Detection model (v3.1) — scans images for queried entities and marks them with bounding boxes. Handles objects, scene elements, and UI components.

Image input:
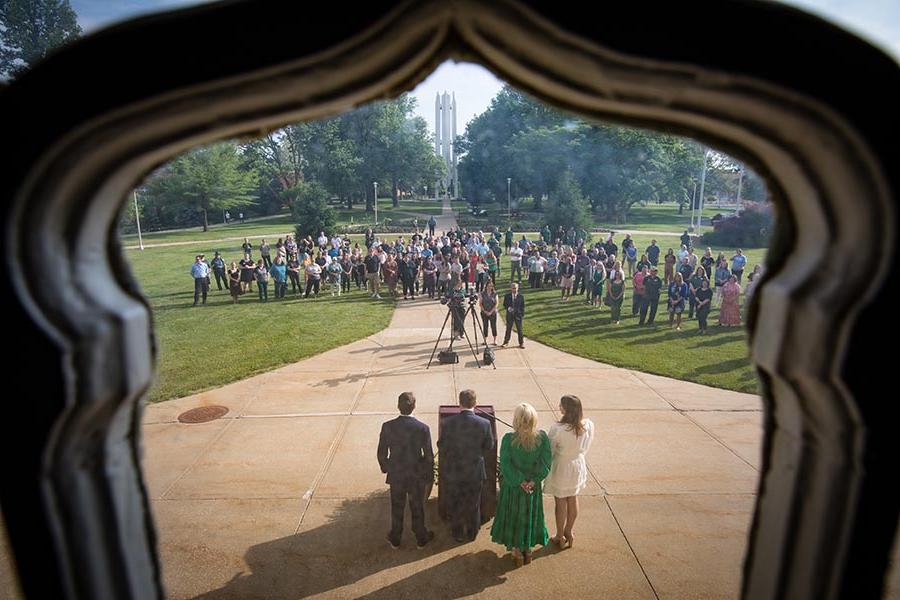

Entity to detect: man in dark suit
[437,389,494,542]
[501,282,526,348]
[377,392,435,549]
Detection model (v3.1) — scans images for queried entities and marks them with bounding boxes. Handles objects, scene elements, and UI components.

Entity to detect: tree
[160,142,258,232]
[0,0,81,81]
[291,181,335,238]
[545,169,592,234]
[457,85,563,204]
[571,124,665,222]
[505,126,572,211]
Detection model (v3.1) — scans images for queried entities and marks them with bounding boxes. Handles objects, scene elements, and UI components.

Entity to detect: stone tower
[434,91,458,198]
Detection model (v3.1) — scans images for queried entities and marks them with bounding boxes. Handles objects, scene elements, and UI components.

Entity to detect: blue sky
[71,0,898,133]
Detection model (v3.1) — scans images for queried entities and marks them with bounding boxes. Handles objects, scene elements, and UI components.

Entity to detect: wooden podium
[437,405,498,523]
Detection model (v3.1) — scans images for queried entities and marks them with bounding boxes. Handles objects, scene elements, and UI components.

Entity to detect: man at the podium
[437,389,495,542]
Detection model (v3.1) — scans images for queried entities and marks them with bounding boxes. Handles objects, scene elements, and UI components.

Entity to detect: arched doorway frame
[1,1,897,598]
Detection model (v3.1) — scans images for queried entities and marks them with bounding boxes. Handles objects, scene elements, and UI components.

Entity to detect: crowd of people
[189,225,761,333]
[378,389,594,566]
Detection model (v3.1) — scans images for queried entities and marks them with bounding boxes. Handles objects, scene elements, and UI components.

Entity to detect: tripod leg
[427,307,453,369]
[468,305,481,354]
[459,318,482,368]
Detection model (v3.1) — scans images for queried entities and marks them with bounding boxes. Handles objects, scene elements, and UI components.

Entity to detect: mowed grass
[120,198,460,247]
[124,236,394,402]
[496,233,766,394]
[462,202,734,234]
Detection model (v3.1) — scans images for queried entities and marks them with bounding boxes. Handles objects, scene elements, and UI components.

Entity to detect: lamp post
[695,149,709,233]
[424,185,428,202]
[373,181,378,226]
[507,177,511,222]
[133,190,144,251]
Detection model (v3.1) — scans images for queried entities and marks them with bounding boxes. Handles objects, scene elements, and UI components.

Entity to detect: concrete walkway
[143,292,764,599]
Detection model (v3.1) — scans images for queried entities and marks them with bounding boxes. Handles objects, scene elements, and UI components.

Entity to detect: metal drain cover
[177,405,229,423]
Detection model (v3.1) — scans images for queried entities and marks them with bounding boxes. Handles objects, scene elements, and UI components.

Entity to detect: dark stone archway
[1,1,897,598]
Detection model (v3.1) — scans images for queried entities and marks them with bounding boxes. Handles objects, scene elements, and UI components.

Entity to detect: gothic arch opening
[1,1,896,598]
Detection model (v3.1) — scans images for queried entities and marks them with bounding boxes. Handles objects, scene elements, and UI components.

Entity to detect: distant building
[434,91,458,198]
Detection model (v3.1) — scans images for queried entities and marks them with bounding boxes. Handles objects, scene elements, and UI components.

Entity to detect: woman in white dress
[543,395,594,549]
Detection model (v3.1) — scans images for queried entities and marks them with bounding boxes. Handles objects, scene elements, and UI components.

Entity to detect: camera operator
[442,280,468,339]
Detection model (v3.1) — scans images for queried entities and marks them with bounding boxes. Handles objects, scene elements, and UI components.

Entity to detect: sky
[71,0,899,133]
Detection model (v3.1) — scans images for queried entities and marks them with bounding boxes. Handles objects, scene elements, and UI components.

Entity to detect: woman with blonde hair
[544,395,594,549]
[491,403,551,566]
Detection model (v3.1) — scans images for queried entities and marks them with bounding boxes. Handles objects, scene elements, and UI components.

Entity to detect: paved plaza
[142,290,765,599]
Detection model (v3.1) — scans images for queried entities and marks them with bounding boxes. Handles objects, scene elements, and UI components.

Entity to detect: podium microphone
[473,406,513,429]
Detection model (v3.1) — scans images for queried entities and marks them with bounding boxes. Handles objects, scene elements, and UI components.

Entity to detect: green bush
[701,202,773,247]
[291,181,336,238]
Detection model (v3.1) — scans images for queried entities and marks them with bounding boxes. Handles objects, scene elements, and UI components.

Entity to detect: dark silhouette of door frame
[1,1,897,598]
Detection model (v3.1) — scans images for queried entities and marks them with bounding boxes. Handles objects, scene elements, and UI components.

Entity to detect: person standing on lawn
[190,254,210,306]
[255,259,269,302]
[664,248,677,284]
[731,249,748,283]
[606,270,625,324]
[260,239,271,269]
[228,261,242,303]
[695,278,713,334]
[270,256,288,299]
[668,272,689,330]
[210,251,227,291]
[640,267,663,325]
[646,239,661,267]
[632,265,647,317]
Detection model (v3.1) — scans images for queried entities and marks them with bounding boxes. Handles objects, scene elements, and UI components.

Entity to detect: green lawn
[125,237,394,402]
[496,233,765,394]
[121,198,456,247]
[122,215,764,402]
[461,201,735,234]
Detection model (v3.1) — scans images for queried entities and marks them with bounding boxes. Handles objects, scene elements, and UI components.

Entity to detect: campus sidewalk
[142,291,763,599]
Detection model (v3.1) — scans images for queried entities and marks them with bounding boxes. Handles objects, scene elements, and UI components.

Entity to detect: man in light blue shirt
[190,254,210,306]
[731,249,748,282]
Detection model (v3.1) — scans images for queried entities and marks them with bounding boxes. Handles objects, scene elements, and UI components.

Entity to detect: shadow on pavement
[194,493,523,600]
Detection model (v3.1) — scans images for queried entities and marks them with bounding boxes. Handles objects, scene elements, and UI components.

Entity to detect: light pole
[133,190,144,251]
[373,181,378,226]
[507,177,511,221]
[424,185,428,201]
[695,149,709,233]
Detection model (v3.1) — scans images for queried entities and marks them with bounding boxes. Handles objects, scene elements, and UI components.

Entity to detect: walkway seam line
[605,496,662,600]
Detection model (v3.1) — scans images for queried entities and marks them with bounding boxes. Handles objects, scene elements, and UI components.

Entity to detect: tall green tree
[291,181,336,238]
[545,169,592,234]
[0,0,81,81]
[160,143,258,232]
[457,86,563,204]
[505,126,573,210]
[571,124,666,222]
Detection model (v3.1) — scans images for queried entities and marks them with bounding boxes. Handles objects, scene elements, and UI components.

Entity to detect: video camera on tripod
[428,288,496,370]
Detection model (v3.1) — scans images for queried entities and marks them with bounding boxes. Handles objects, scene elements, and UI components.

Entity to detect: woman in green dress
[491,403,552,566]
[607,270,625,324]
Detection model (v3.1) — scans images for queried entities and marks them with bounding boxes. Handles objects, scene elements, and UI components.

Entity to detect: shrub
[701,201,773,247]
[291,181,336,239]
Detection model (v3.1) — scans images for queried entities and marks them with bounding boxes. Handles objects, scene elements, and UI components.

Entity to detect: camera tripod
[427,297,497,369]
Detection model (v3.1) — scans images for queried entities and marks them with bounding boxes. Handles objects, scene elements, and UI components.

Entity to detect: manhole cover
[177,405,229,423]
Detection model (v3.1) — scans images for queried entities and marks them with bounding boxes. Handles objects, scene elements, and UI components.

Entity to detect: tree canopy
[127,94,444,233]
[457,85,768,219]
[0,0,81,81]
